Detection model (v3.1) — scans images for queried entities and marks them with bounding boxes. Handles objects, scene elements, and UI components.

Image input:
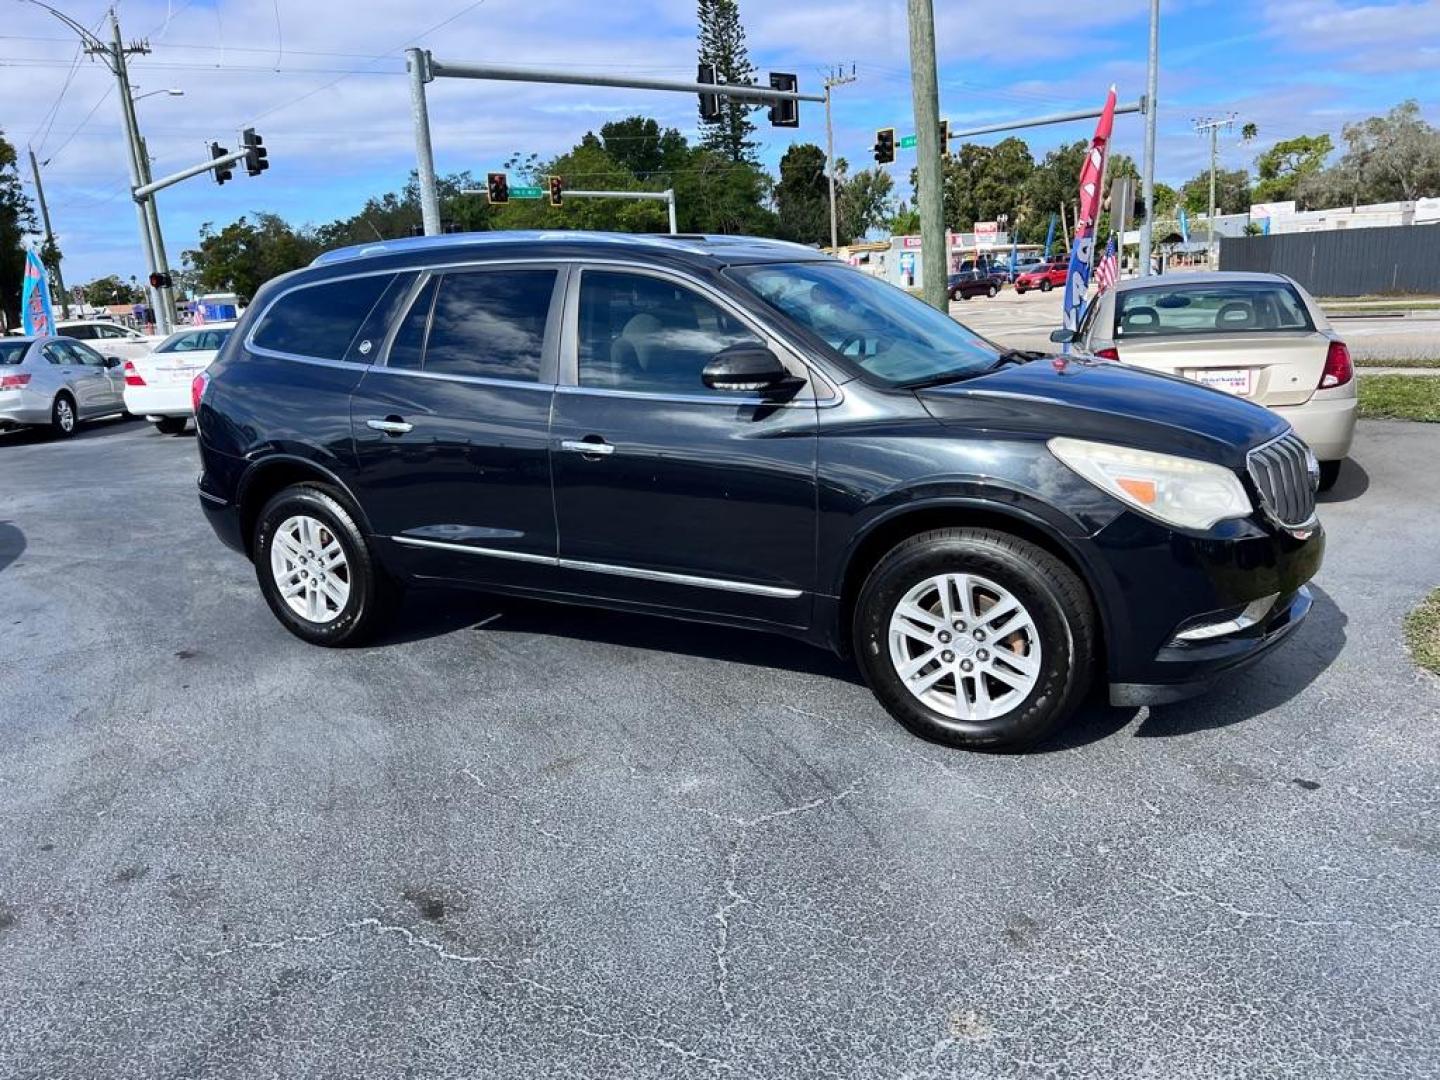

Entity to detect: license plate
[161,365,201,384]
[1189,368,1252,396]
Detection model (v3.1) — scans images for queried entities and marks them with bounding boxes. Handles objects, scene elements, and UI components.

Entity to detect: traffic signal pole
[567,189,679,234]
[405,52,823,235]
[133,147,250,198]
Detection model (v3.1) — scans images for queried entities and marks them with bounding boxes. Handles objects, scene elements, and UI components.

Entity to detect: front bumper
[1081,509,1325,706]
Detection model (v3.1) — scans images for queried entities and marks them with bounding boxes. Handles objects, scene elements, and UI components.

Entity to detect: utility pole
[27,147,70,318]
[1194,114,1235,267]
[906,0,947,311]
[136,134,177,331]
[406,48,442,238]
[823,64,856,250]
[1139,0,1160,275]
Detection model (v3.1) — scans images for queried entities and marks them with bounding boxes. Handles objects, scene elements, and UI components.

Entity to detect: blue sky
[4,0,1438,283]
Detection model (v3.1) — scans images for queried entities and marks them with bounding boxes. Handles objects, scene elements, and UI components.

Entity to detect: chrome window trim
[391,535,804,599]
[555,384,769,408]
[244,265,406,366]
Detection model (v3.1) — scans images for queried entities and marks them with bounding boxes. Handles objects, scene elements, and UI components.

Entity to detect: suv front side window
[576,270,766,394]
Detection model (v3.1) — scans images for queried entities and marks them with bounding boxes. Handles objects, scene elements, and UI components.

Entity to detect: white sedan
[55,319,158,361]
[123,323,236,434]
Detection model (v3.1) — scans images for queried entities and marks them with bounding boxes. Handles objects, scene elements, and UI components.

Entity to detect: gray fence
[1220,225,1440,297]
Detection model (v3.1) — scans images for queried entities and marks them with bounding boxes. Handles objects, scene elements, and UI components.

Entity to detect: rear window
[251,274,397,361]
[0,341,28,365]
[1116,282,1314,338]
[156,328,232,353]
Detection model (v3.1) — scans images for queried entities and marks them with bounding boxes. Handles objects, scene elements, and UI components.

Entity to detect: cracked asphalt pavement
[1,416,1437,1078]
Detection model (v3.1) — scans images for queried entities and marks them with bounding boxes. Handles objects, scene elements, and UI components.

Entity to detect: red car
[1014,258,1070,294]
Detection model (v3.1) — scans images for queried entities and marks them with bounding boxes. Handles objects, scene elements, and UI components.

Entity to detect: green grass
[1403,589,1440,675]
[1322,298,1440,312]
[1358,374,1440,422]
[1354,357,1440,369]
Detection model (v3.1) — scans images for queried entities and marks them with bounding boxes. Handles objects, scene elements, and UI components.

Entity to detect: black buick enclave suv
[195,232,1323,751]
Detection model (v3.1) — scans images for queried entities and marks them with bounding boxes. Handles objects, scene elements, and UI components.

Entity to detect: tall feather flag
[1061,86,1118,340]
[1043,213,1057,258]
[21,248,55,336]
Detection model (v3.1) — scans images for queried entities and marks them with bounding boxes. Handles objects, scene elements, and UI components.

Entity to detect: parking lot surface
[2,417,1438,1079]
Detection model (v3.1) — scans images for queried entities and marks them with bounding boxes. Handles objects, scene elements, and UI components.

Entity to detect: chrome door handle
[366,417,413,436]
[561,438,615,457]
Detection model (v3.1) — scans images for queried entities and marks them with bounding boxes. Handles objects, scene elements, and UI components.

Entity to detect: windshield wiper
[990,348,1045,368]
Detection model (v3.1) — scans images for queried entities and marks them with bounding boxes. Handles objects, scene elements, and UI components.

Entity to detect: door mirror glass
[103,355,123,368]
[1049,328,1077,344]
[701,344,803,396]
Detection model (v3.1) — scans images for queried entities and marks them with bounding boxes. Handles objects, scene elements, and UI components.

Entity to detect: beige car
[1061,271,1356,490]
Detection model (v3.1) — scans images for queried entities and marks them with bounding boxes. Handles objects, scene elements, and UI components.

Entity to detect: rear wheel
[987,284,999,298]
[1040,279,1054,293]
[853,528,1096,751]
[253,484,395,646]
[1318,459,1342,492]
[154,416,188,435]
[50,394,76,437]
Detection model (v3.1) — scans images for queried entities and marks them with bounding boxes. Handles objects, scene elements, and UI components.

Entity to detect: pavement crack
[1137,870,1440,933]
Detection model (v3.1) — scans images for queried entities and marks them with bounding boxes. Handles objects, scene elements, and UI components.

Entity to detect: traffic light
[210,142,232,185]
[698,62,721,121]
[938,119,950,159]
[873,128,895,165]
[241,128,268,177]
[767,72,798,127]
[548,175,564,207]
[486,172,509,204]
[148,272,173,290]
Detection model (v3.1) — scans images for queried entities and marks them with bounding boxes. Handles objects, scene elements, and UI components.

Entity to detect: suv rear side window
[1116,282,1314,338]
[252,273,396,361]
[419,269,556,382]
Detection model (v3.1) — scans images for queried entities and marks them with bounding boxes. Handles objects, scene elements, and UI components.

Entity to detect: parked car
[947,270,1002,301]
[55,319,156,360]
[1057,271,1356,490]
[196,232,1323,752]
[123,323,236,434]
[0,335,128,436]
[1014,258,1070,294]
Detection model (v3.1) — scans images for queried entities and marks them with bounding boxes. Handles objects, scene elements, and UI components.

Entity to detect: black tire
[252,483,395,646]
[154,416,188,435]
[1016,286,1027,296]
[1318,459,1342,492]
[852,528,1096,752]
[51,393,77,438]
[1039,279,1054,293]
[960,292,972,301]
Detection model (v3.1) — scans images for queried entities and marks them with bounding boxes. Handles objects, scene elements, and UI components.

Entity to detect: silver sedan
[0,336,129,437]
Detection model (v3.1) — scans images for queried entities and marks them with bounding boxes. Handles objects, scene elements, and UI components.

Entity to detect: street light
[132,87,185,103]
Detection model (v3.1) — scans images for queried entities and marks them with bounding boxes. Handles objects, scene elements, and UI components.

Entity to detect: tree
[184,213,321,302]
[0,130,38,330]
[697,0,758,164]
[1335,100,1440,204]
[1179,167,1252,216]
[838,165,895,244]
[1253,134,1333,204]
[774,143,829,245]
[76,274,143,306]
[600,116,688,182]
[1020,140,1088,242]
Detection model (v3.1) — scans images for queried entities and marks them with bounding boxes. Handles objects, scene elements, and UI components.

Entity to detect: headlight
[1048,437,1252,530]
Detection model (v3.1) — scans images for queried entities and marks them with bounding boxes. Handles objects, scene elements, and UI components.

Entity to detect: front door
[44,340,114,417]
[549,267,818,627]
[349,265,565,590]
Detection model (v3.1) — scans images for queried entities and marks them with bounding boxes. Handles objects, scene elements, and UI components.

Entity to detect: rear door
[44,341,112,416]
[1111,280,1328,405]
[349,263,565,590]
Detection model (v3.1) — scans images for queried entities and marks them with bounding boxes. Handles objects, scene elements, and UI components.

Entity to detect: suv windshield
[1116,281,1314,338]
[729,261,1000,387]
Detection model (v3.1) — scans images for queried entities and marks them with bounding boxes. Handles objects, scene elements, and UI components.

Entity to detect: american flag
[1094,233,1119,293]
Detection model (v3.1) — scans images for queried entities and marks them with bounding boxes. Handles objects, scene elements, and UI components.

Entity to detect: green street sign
[899,134,917,149]
[509,186,544,199]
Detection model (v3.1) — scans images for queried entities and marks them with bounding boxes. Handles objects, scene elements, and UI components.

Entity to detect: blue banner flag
[1178,207,1190,245]
[1043,214,1057,258]
[1009,236,1018,274]
[21,248,55,336]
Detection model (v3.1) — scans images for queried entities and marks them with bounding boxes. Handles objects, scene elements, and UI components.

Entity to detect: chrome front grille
[1247,433,1317,528]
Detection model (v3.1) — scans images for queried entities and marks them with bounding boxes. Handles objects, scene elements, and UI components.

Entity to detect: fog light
[1172,594,1279,644]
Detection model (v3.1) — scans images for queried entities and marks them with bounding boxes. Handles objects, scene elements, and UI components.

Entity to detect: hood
[916,356,1289,468]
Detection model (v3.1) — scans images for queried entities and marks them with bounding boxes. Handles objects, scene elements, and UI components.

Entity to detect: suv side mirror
[1049,328,1077,344]
[702,344,804,397]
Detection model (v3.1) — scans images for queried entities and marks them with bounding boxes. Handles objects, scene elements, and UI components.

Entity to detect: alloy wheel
[269,514,350,624]
[56,399,74,432]
[887,572,1042,724]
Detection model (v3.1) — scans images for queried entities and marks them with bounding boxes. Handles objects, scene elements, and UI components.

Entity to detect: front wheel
[853,528,1096,752]
[1039,279,1054,293]
[1318,460,1342,492]
[253,484,395,646]
[154,416,188,435]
